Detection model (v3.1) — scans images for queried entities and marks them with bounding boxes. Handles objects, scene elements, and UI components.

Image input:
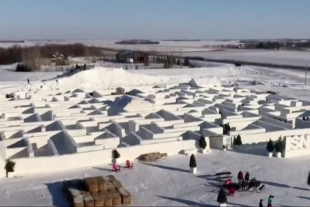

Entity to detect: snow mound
[188,77,221,87]
[57,67,169,89]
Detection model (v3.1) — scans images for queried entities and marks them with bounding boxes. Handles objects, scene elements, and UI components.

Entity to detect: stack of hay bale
[139,152,168,162]
[63,175,132,207]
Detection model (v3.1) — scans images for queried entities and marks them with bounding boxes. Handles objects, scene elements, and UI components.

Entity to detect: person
[259,199,264,207]
[268,195,274,207]
[237,171,243,183]
[228,186,236,196]
[27,79,30,84]
[245,171,250,182]
[242,179,247,191]
[225,179,231,186]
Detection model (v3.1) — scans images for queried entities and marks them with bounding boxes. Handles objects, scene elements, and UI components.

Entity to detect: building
[116,50,150,66]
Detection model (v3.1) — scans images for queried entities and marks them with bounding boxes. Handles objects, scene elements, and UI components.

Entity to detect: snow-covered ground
[1,63,310,101]
[173,49,310,67]
[2,63,310,206]
[1,151,310,206]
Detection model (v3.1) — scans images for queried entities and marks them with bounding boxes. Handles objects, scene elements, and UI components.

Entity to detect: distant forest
[0,43,110,65]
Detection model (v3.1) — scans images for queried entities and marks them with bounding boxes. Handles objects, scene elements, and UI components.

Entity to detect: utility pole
[305,61,309,85]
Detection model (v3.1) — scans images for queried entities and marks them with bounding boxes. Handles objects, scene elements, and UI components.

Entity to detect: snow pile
[11,67,222,92]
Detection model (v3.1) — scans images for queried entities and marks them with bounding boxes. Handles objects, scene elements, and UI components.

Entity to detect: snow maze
[2,79,310,177]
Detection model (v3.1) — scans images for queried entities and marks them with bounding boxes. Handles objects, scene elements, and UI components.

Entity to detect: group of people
[259,195,275,207]
[237,171,273,207]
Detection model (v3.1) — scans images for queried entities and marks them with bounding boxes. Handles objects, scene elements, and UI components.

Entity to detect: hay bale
[82,192,94,207]
[101,194,113,207]
[68,188,81,199]
[84,177,98,193]
[73,195,84,207]
[105,175,117,182]
[93,176,107,192]
[104,191,121,206]
[111,180,123,189]
[112,194,122,206]
[106,181,116,191]
[91,192,104,207]
[118,187,132,205]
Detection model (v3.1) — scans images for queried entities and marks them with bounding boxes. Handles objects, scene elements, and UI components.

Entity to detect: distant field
[168,49,310,68]
[0,40,237,52]
[1,40,309,67]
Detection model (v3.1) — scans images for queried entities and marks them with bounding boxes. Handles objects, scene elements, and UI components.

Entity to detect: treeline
[242,41,282,50]
[0,43,107,65]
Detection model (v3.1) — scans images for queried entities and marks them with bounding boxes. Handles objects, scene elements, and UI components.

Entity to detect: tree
[274,137,284,153]
[223,124,227,134]
[307,171,310,186]
[5,159,15,177]
[227,123,231,132]
[112,149,120,159]
[189,154,197,168]
[266,139,274,152]
[234,134,242,145]
[217,188,227,204]
[199,136,207,149]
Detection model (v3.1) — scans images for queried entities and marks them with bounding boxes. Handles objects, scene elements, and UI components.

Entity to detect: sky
[0,0,310,40]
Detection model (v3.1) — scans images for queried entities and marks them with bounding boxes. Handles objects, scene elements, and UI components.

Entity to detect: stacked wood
[93,176,107,192]
[118,187,132,205]
[84,177,98,193]
[82,192,94,207]
[91,192,104,207]
[138,152,167,162]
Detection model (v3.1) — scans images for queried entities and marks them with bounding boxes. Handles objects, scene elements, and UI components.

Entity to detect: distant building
[116,50,150,66]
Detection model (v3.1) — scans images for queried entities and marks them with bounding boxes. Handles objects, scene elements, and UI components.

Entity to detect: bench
[215,171,232,180]
[180,149,197,156]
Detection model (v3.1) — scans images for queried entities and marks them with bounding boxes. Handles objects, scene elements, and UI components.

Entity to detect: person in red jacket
[237,171,243,184]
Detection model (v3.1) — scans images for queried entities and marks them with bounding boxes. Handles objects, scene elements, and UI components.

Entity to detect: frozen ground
[1,151,310,206]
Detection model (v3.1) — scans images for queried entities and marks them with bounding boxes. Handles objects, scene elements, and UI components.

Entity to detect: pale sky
[0,0,310,40]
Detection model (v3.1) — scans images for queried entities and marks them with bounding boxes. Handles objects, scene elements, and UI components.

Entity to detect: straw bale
[83,192,94,207]
[117,187,132,205]
[84,177,98,193]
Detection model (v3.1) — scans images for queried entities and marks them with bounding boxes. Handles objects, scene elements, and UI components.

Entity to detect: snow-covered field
[1,151,310,206]
[2,63,310,206]
[1,62,310,101]
[173,49,310,68]
[0,40,229,52]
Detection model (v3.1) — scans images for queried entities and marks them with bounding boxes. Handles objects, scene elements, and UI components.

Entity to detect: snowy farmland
[2,65,310,206]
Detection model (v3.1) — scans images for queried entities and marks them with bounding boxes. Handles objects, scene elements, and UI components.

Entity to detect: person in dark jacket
[259,199,263,207]
[245,171,250,182]
[237,171,243,183]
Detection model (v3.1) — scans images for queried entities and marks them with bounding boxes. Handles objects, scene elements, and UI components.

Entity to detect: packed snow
[1,151,310,206]
[2,63,310,206]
